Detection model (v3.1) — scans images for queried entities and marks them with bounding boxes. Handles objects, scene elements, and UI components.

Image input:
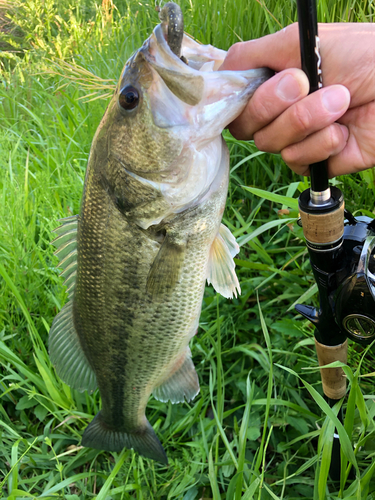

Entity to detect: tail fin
[81,412,168,464]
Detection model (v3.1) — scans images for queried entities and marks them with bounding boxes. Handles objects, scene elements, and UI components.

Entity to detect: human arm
[220,23,375,177]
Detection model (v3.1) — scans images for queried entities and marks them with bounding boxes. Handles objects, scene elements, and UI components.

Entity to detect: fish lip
[142,24,272,85]
[142,24,188,69]
[141,24,205,107]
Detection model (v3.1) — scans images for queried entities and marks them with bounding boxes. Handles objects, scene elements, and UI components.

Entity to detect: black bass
[49,2,271,464]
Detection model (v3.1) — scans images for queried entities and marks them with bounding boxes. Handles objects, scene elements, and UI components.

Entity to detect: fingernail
[322,86,350,113]
[276,73,302,101]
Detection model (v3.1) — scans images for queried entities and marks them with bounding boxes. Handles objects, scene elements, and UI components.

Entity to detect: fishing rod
[295,0,375,482]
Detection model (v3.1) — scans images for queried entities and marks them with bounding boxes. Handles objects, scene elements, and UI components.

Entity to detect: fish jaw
[181,35,227,71]
[191,67,273,146]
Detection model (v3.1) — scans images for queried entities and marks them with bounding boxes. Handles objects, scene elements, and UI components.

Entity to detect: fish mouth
[141,15,273,112]
[142,24,205,107]
[132,2,273,142]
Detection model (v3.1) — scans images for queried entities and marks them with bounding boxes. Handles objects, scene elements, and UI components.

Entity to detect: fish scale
[49,1,272,463]
[77,158,226,441]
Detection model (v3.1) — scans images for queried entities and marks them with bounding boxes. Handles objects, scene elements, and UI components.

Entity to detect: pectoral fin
[146,234,185,297]
[219,223,240,258]
[207,224,241,299]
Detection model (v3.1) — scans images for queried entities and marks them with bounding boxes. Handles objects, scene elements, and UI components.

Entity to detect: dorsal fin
[51,215,79,299]
[49,301,97,393]
[49,215,97,393]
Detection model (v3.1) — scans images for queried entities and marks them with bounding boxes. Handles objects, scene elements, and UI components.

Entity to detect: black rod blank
[296,0,329,195]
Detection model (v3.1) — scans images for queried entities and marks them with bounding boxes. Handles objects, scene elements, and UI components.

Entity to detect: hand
[220,23,375,177]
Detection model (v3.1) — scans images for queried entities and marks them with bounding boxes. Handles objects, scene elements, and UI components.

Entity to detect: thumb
[220,24,301,72]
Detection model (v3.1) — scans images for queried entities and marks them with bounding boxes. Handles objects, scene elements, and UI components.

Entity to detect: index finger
[228,68,309,140]
[220,24,301,72]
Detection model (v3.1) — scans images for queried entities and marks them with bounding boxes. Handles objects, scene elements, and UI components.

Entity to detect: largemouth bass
[49,2,271,464]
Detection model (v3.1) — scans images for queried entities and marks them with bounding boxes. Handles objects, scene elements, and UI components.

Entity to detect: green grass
[1,0,375,498]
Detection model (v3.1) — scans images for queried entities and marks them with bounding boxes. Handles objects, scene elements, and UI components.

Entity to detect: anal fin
[49,301,97,393]
[152,347,199,404]
[207,223,241,299]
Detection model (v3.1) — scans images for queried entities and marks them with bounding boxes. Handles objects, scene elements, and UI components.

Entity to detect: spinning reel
[336,214,375,345]
[296,206,375,348]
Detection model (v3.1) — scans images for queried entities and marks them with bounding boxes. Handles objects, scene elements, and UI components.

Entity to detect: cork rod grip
[315,339,348,399]
[299,202,344,245]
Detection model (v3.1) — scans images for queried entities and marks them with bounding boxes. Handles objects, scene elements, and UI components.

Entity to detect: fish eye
[119,86,139,111]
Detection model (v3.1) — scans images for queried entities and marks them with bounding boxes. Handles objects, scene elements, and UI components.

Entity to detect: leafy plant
[1,0,375,498]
